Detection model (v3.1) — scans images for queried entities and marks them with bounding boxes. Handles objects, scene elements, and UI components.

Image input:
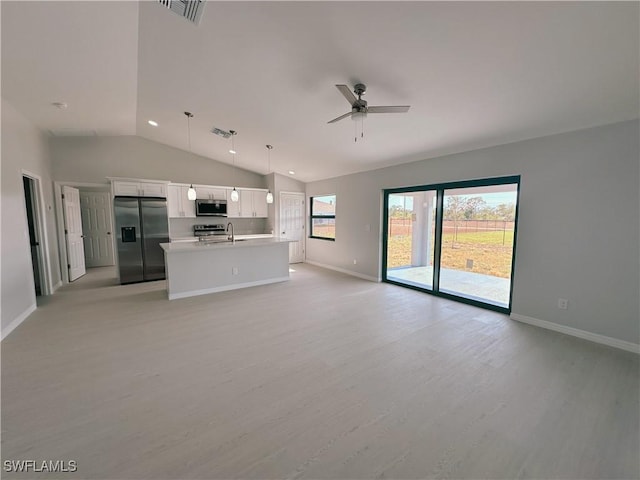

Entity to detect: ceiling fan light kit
[328,83,410,142]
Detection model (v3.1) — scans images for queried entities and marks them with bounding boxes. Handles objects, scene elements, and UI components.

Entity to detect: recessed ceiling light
[52,102,67,109]
[288,170,295,175]
[148,120,158,127]
[229,149,237,155]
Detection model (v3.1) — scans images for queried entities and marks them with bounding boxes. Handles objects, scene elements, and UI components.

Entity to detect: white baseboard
[168,276,290,300]
[1,303,37,341]
[511,313,640,354]
[52,280,63,293]
[304,260,380,283]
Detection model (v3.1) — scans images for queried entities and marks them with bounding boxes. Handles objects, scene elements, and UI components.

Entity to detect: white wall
[1,99,61,338]
[306,120,640,345]
[49,135,266,188]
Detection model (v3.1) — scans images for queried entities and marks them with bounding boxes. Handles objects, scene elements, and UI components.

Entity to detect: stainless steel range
[194,224,227,241]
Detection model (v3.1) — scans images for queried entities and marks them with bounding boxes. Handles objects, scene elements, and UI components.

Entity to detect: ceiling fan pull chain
[354,120,358,142]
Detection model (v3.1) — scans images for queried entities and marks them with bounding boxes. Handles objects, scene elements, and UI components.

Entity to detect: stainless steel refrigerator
[114,196,169,284]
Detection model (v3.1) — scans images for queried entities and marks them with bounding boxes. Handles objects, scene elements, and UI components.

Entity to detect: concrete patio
[387,266,511,308]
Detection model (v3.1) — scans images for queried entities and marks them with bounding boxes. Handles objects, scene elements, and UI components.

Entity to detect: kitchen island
[160,237,292,300]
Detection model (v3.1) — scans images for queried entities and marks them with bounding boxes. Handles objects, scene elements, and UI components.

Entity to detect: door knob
[107,232,111,235]
[282,231,285,235]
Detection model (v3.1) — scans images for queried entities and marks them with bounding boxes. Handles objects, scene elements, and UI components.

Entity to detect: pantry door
[280,192,305,263]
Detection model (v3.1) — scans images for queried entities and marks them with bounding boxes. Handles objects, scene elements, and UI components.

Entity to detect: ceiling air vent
[211,127,232,139]
[157,0,205,25]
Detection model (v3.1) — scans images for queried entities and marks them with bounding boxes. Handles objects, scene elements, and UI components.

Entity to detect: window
[310,194,336,240]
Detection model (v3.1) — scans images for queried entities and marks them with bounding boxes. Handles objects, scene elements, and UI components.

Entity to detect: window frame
[309,194,336,241]
[382,175,521,314]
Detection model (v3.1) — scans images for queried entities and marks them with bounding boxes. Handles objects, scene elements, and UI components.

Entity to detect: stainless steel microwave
[195,199,227,216]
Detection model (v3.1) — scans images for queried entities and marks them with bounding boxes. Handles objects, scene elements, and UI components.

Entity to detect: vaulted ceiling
[2,1,638,182]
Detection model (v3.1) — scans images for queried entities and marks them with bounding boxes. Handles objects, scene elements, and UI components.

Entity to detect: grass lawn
[387,230,514,278]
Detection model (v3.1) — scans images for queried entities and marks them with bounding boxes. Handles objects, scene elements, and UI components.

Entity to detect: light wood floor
[2,264,638,479]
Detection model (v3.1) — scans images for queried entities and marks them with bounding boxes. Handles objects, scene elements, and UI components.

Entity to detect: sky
[388,190,517,210]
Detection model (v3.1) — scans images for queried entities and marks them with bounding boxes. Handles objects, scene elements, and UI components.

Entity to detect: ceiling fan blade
[367,105,411,114]
[336,85,357,105]
[327,111,353,124]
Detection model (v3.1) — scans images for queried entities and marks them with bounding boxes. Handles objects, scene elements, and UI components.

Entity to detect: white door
[280,192,305,263]
[63,186,86,281]
[80,191,115,267]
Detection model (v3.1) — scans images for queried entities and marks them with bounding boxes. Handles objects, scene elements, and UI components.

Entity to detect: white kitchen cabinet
[226,188,242,217]
[239,190,255,217]
[112,180,167,198]
[195,186,227,200]
[168,185,196,218]
[234,189,269,218]
[252,191,269,218]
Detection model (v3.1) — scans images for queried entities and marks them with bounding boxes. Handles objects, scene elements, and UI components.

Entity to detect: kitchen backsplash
[169,217,270,239]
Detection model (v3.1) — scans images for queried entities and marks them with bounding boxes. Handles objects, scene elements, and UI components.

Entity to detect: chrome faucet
[226,222,234,243]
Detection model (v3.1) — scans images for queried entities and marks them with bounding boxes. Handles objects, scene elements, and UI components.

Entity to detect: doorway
[280,192,305,263]
[23,176,44,295]
[383,176,520,313]
[21,173,52,296]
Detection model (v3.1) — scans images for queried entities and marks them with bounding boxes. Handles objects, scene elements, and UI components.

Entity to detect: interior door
[280,192,305,263]
[62,186,86,281]
[80,191,115,267]
[23,176,42,295]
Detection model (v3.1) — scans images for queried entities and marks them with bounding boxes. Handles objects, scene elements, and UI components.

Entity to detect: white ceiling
[2,1,638,182]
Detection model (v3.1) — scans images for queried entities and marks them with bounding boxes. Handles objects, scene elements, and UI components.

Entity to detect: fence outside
[389,218,515,237]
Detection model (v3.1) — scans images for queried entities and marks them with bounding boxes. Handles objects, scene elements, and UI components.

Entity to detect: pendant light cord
[185,112,196,200]
[185,112,193,150]
[267,144,272,173]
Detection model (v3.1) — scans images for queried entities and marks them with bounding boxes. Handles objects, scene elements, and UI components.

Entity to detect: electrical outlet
[353,259,357,265]
[232,267,239,275]
[558,298,568,310]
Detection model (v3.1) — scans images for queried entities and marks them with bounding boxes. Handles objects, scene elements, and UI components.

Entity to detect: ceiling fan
[327,83,410,124]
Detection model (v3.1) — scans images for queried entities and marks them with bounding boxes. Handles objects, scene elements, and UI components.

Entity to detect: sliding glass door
[383,176,520,312]
[386,190,437,290]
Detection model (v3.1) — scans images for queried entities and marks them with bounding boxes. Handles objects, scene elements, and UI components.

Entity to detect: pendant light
[265,144,274,204]
[184,111,197,200]
[229,130,239,202]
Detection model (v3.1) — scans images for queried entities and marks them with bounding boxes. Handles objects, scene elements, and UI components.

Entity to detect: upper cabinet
[252,191,269,218]
[227,189,242,218]
[234,189,268,218]
[112,180,167,198]
[167,185,196,218]
[111,178,269,219]
[195,186,227,201]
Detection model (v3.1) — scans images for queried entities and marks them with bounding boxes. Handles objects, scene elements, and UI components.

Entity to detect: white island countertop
[161,237,294,299]
[160,237,290,253]
[169,233,274,243]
